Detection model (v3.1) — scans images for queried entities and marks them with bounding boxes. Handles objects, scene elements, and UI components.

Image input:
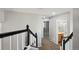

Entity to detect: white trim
[22,33,24,50]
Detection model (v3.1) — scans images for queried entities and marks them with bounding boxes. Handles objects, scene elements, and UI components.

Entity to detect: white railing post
[10,36,12,50]
[22,33,25,50]
[17,35,19,50]
[22,33,24,50]
[0,39,1,50]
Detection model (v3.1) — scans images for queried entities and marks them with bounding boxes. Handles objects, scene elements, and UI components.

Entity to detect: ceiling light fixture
[52,12,56,15]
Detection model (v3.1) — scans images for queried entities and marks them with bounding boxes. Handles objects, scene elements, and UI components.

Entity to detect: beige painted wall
[1,10,43,50]
[0,9,5,50]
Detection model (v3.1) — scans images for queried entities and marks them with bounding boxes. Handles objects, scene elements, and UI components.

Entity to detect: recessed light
[52,12,56,15]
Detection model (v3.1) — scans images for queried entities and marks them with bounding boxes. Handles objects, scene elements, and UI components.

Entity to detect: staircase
[0,25,38,50]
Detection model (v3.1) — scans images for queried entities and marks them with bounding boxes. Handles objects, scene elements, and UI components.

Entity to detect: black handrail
[29,29,37,38]
[0,25,38,49]
[0,29,27,38]
[64,32,73,44]
[63,32,73,50]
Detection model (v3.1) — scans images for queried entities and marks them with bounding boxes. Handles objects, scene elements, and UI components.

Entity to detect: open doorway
[40,21,50,50]
[39,18,51,50]
[56,19,68,49]
[43,21,49,38]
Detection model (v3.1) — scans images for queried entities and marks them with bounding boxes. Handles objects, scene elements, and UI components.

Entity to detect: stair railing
[63,32,73,50]
[0,25,38,50]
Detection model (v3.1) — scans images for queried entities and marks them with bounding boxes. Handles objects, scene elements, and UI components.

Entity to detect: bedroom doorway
[56,19,68,49]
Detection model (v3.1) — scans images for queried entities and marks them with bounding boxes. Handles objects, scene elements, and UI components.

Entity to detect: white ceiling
[5,8,72,16]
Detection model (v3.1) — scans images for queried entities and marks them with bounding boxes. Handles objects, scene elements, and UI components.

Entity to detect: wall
[1,10,43,50]
[73,8,79,50]
[0,9,4,22]
[49,12,73,50]
[0,23,2,49]
[0,9,5,50]
[49,17,56,43]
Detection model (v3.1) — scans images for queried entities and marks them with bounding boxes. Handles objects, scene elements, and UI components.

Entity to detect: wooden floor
[39,38,60,50]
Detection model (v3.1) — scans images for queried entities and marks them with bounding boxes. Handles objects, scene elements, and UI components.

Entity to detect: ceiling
[4,8,72,16]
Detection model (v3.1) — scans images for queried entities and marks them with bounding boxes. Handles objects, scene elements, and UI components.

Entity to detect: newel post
[63,39,65,50]
[35,33,38,48]
[26,25,30,46]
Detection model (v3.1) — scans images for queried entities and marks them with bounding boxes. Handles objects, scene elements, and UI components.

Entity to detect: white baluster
[10,36,12,50]
[17,35,19,50]
[22,33,25,50]
[0,39,2,50]
[22,33,23,50]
